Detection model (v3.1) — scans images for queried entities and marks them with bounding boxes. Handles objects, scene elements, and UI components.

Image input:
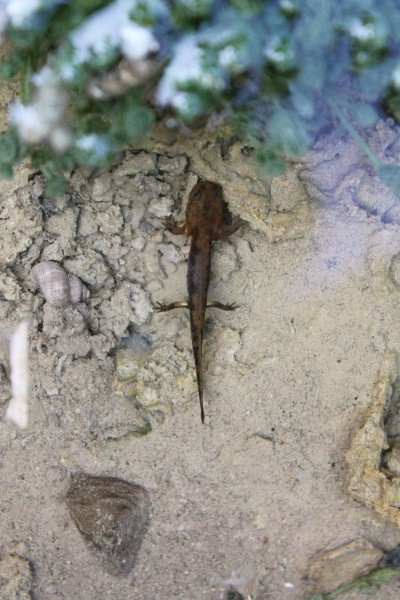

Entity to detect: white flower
[349,19,376,42]
[157,34,225,110]
[156,37,202,106]
[10,103,49,144]
[49,127,72,152]
[4,0,41,28]
[75,134,112,160]
[31,64,56,87]
[120,22,159,61]
[76,134,101,151]
[69,0,134,66]
[9,65,71,150]
[264,38,292,66]
[219,46,237,69]
[63,0,160,82]
[392,64,400,90]
[279,0,295,11]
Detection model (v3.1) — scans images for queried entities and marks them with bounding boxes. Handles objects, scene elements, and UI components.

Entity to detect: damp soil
[2,122,400,599]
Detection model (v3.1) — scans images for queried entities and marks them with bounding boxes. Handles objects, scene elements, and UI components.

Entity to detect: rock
[100,282,137,337]
[307,538,383,594]
[0,191,42,268]
[389,252,400,289]
[299,135,364,194]
[65,472,150,575]
[115,172,171,208]
[346,351,400,527]
[95,205,123,235]
[92,235,129,263]
[382,447,400,477]
[115,344,194,414]
[44,207,78,257]
[64,250,114,291]
[270,170,309,212]
[367,229,400,281]
[91,173,114,204]
[78,206,98,237]
[147,196,174,219]
[0,272,21,302]
[112,151,156,178]
[156,243,185,265]
[41,304,92,357]
[264,200,312,242]
[69,168,93,202]
[352,175,397,218]
[89,332,116,360]
[157,154,187,174]
[130,283,153,325]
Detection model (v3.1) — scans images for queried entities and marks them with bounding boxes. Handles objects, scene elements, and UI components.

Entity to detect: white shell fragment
[32,261,90,307]
[5,319,30,430]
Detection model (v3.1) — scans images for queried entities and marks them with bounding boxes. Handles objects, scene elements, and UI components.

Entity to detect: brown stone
[307,538,383,594]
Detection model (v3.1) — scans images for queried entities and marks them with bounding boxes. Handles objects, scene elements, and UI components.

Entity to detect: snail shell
[68,273,90,304]
[32,261,90,307]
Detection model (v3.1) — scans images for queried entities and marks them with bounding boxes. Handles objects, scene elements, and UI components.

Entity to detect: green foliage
[171,0,214,29]
[256,146,286,177]
[384,86,400,120]
[348,12,389,72]
[267,108,309,157]
[229,0,265,14]
[2,0,400,191]
[73,134,117,167]
[0,129,22,164]
[378,164,400,192]
[44,175,69,198]
[4,1,113,105]
[348,104,378,128]
[309,567,400,599]
[0,129,26,177]
[129,1,160,26]
[109,94,154,142]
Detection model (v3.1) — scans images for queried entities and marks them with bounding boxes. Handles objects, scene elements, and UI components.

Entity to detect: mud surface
[2,122,400,598]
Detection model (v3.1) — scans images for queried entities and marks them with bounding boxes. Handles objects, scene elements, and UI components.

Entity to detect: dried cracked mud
[2,121,400,599]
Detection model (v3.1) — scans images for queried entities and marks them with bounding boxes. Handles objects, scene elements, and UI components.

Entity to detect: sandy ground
[2,121,400,599]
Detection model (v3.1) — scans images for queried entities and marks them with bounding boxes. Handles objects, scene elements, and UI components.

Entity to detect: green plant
[310,566,400,599]
[1,0,400,195]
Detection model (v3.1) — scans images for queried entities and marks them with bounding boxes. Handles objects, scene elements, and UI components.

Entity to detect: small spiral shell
[68,274,90,304]
[31,261,90,307]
